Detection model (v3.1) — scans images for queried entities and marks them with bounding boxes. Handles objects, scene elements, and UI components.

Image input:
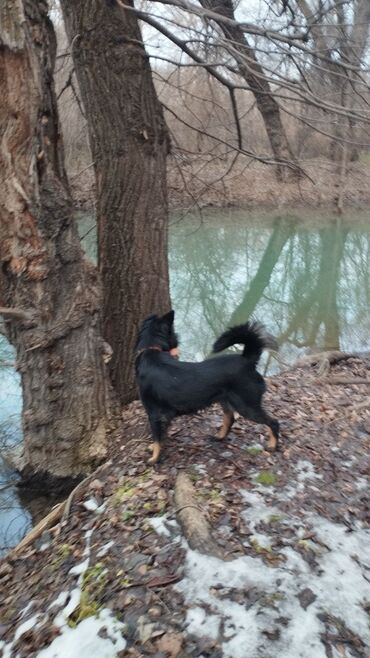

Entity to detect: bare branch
[0,307,33,322]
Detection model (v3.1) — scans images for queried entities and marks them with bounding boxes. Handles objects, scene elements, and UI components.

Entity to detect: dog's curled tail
[212,321,278,364]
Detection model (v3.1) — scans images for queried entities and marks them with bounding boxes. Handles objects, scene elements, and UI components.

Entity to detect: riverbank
[1,354,369,657]
[70,157,370,212]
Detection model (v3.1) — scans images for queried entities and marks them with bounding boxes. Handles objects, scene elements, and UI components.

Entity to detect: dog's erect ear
[160,310,175,326]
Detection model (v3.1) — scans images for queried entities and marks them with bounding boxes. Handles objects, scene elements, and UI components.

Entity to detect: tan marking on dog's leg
[215,410,235,440]
[266,427,277,452]
[148,441,161,464]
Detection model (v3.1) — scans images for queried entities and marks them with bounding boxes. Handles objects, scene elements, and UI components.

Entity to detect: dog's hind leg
[229,396,279,451]
[250,409,279,451]
[215,403,235,440]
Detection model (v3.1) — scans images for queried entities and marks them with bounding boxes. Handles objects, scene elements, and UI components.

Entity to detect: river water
[1,209,369,551]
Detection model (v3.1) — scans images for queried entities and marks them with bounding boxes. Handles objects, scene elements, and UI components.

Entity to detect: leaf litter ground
[0,357,369,658]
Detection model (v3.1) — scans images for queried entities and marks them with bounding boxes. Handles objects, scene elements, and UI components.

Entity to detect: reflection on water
[0,208,370,550]
[169,211,370,368]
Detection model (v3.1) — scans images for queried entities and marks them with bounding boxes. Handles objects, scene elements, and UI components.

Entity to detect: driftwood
[174,471,223,558]
[8,501,65,558]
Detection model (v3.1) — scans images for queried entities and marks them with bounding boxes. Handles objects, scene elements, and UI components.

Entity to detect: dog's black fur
[135,310,280,463]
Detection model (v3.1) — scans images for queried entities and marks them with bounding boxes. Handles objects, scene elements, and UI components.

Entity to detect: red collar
[136,346,162,357]
[136,346,179,359]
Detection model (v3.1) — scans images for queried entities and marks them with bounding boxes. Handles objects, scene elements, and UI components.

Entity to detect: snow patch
[49,591,69,610]
[242,490,280,531]
[177,472,370,658]
[250,532,272,550]
[193,464,207,475]
[55,587,82,625]
[14,614,40,642]
[36,608,126,658]
[296,460,322,483]
[0,613,42,658]
[356,476,368,490]
[20,600,34,618]
[97,540,114,557]
[83,499,106,514]
[186,606,220,640]
[149,515,174,537]
[5,526,127,657]
[69,559,90,577]
[274,459,323,502]
[83,498,99,511]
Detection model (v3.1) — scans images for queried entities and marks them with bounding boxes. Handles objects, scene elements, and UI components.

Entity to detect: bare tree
[131,0,370,173]
[60,0,171,404]
[289,1,370,159]
[0,0,112,487]
[199,0,299,179]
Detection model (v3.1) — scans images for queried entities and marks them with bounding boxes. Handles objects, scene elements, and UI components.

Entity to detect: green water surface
[167,210,370,368]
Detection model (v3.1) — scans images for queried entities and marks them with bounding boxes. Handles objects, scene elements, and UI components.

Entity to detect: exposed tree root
[174,471,223,558]
[296,351,356,368]
[294,350,370,377]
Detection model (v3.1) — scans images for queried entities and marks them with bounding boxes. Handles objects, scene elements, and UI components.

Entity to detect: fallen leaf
[147,573,182,588]
[156,631,183,657]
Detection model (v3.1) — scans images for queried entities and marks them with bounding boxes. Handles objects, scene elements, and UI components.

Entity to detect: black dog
[135,310,279,464]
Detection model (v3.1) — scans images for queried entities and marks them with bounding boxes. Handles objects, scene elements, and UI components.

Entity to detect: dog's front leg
[147,414,168,465]
[148,441,162,465]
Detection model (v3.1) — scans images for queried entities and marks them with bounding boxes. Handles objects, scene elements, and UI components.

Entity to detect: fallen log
[174,471,223,558]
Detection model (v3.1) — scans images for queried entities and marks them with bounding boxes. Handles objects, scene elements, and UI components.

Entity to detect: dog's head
[135,310,178,352]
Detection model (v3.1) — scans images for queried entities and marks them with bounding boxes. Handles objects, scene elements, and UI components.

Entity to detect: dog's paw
[147,441,161,464]
[265,442,279,453]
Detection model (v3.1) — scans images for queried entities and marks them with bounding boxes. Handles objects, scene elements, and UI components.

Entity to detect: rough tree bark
[200,0,300,180]
[60,0,171,405]
[0,0,112,487]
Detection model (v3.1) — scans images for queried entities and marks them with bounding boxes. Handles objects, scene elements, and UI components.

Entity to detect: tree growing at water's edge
[0,0,113,486]
[60,0,171,405]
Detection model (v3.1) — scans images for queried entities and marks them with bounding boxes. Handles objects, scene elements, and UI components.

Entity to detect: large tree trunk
[60,0,171,405]
[200,0,300,180]
[0,0,112,487]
